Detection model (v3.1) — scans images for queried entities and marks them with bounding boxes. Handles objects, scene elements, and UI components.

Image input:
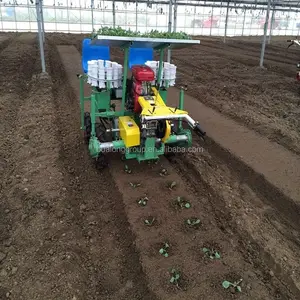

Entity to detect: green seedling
[137,196,148,206]
[129,182,141,188]
[147,159,159,165]
[144,217,155,226]
[185,218,201,227]
[159,242,169,257]
[124,164,132,174]
[222,279,243,293]
[202,247,221,259]
[168,181,177,190]
[170,268,180,286]
[176,196,191,209]
[159,168,168,176]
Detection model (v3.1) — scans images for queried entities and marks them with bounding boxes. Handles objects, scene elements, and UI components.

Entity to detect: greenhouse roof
[130,0,300,9]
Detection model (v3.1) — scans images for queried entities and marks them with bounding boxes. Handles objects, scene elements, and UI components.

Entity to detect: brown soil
[0,32,299,300]
[172,36,300,156]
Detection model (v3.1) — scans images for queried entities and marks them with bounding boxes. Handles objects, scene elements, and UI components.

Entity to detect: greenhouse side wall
[0,0,300,36]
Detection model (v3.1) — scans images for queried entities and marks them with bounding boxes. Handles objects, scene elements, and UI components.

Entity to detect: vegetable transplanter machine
[79,35,206,162]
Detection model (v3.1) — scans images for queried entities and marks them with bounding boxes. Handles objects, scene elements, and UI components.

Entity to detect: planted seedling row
[127,164,243,293]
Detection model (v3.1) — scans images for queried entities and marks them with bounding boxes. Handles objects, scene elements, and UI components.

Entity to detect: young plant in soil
[222,279,243,293]
[147,159,159,165]
[129,182,141,188]
[124,164,132,174]
[202,247,221,260]
[159,242,170,257]
[175,196,191,209]
[167,181,177,190]
[137,196,148,206]
[159,168,168,176]
[169,268,180,287]
[144,216,155,226]
[185,218,201,228]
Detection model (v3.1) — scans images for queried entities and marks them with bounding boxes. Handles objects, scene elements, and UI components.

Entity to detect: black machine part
[194,123,206,138]
[156,120,167,139]
[83,112,91,144]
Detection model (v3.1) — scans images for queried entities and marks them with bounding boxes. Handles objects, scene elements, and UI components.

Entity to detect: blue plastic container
[81,38,110,73]
[128,48,154,69]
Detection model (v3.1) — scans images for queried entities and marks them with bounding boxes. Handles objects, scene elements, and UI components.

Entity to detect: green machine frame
[79,35,204,161]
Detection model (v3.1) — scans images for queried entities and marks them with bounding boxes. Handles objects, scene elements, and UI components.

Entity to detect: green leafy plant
[222,279,243,292]
[202,247,221,260]
[159,242,169,257]
[137,196,148,206]
[93,26,191,40]
[170,269,180,286]
[144,217,155,226]
[124,164,132,174]
[129,182,141,188]
[175,196,191,209]
[185,218,201,227]
[168,181,177,190]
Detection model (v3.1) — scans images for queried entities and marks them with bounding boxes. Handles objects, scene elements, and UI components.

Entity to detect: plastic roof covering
[131,0,300,9]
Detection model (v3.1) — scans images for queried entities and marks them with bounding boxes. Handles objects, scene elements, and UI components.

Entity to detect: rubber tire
[83,112,91,144]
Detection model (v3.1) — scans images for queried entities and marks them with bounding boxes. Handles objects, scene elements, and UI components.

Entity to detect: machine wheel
[83,112,91,144]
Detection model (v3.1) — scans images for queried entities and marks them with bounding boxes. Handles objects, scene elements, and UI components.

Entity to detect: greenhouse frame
[1,0,300,37]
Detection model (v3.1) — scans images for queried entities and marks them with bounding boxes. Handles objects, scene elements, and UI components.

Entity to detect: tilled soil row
[0,34,64,299]
[108,155,290,300]
[192,38,299,69]
[57,44,294,299]
[171,47,300,155]
[47,41,157,300]
[167,135,300,299]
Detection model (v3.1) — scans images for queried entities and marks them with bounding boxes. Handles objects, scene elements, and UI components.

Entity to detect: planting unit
[79,35,206,162]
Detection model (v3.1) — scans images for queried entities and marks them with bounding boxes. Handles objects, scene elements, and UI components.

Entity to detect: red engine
[131,65,155,113]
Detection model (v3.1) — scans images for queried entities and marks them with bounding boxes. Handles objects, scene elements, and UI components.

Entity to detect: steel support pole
[260,0,271,67]
[173,2,177,32]
[39,0,45,43]
[242,9,246,36]
[135,0,138,31]
[268,8,275,44]
[112,0,116,28]
[224,1,230,43]
[91,0,94,31]
[36,0,46,73]
[209,7,213,36]
[167,0,172,63]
